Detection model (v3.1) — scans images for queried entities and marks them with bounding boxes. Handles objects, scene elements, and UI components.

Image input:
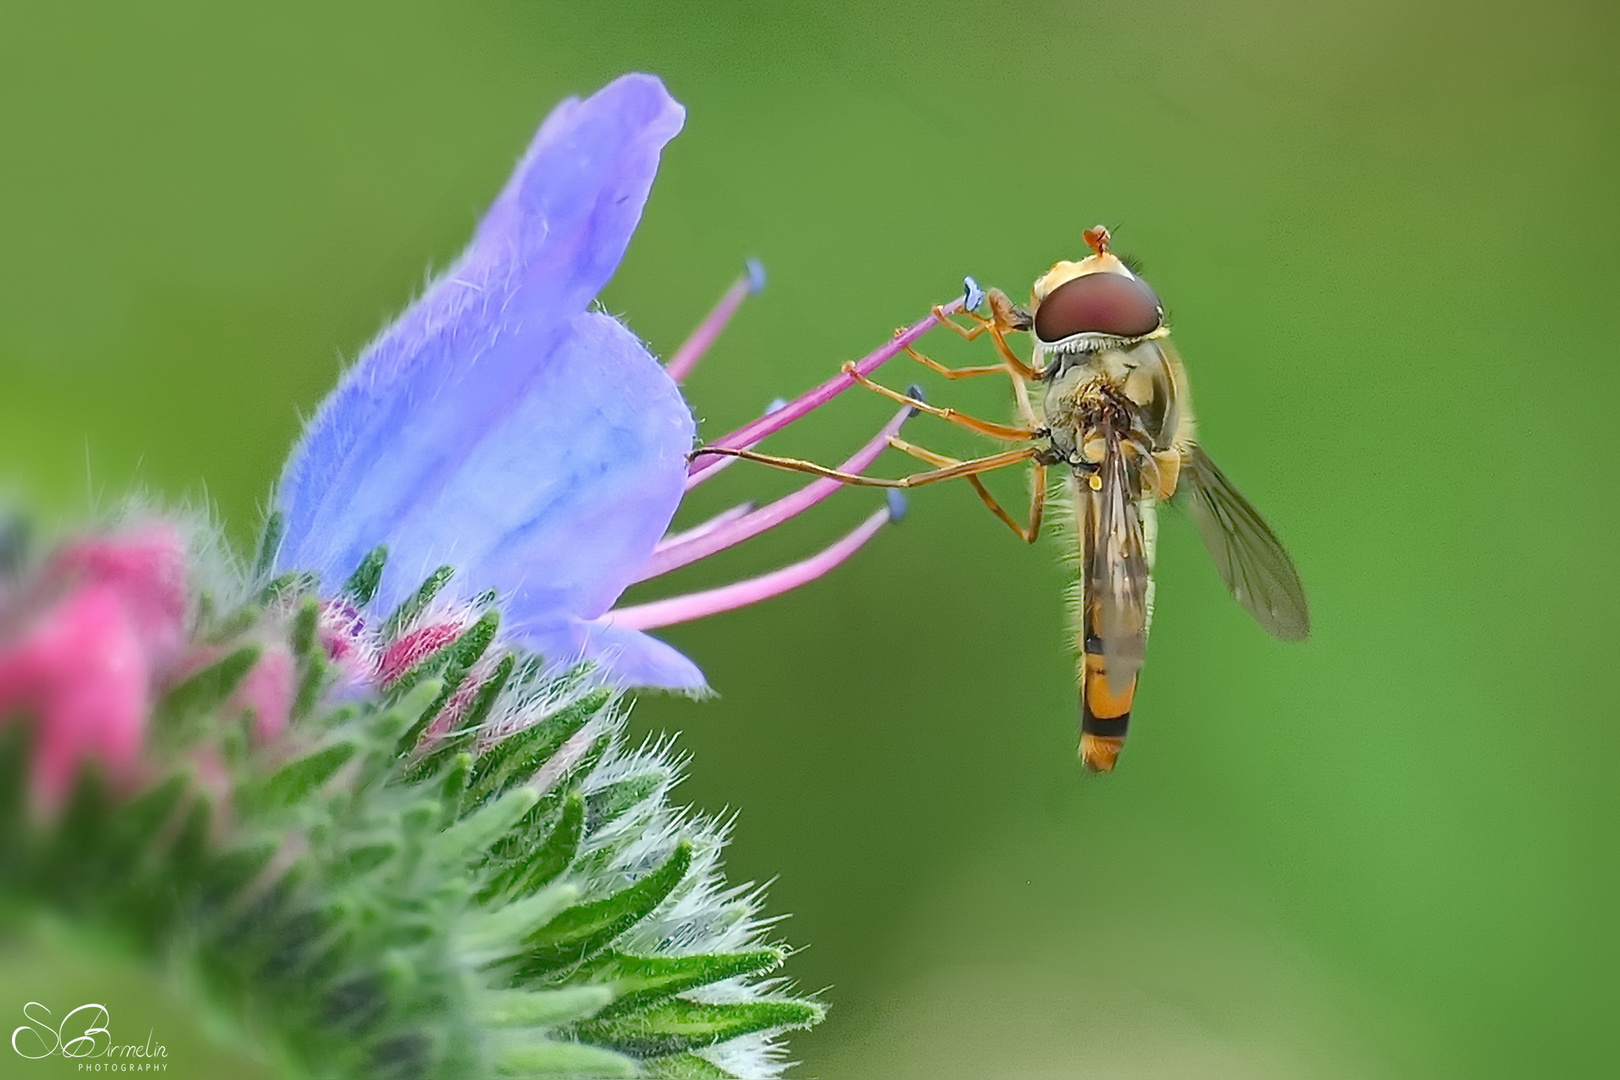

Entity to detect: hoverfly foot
[962,275,986,312]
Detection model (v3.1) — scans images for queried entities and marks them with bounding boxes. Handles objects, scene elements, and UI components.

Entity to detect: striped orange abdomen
[1079,641,1137,772]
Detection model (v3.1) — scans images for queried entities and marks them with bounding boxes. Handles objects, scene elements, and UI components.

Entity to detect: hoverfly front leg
[929,286,1042,380]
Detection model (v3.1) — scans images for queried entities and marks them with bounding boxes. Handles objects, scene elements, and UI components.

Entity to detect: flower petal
[521,617,707,694]
[275,75,692,633]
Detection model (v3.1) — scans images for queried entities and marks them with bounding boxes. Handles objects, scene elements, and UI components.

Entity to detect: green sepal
[481,792,584,903]
[646,1053,739,1079]
[381,564,455,640]
[515,841,692,977]
[339,839,399,879]
[201,841,279,906]
[581,950,784,1020]
[466,687,613,807]
[247,740,358,810]
[291,596,320,658]
[461,885,580,964]
[434,752,475,829]
[574,999,823,1058]
[585,773,664,833]
[492,1039,639,1078]
[432,786,539,865]
[403,654,516,785]
[484,985,613,1027]
[254,510,285,581]
[152,645,261,745]
[256,570,318,608]
[108,772,190,854]
[396,609,500,753]
[342,545,389,606]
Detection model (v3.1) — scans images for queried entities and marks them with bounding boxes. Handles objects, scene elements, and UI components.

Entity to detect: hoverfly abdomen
[1080,640,1137,773]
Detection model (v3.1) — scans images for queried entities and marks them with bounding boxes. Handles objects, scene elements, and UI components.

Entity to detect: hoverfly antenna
[1083,225,1112,256]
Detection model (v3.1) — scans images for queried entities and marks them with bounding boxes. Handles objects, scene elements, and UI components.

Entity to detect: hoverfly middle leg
[929,286,1042,381]
[837,361,1037,441]
[887,436,1048,543]
[900,343,1043,431]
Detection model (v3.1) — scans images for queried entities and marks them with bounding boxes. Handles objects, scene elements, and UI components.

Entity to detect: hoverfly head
[1031,225,1164,345]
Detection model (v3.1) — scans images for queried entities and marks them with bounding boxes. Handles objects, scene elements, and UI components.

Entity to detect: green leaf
[339,840,398,879]
[575,999,823,1058]
[342,545,389,606]
[516,842,692,977]
[381,564,455,640]
[583,950,784,1019]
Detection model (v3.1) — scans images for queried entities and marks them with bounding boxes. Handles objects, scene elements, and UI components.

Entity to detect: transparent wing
[1176,444,1310,640]
[1086,434,1151,686]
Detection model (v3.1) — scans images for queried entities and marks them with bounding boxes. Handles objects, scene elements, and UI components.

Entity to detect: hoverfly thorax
[1032,227,1181,475]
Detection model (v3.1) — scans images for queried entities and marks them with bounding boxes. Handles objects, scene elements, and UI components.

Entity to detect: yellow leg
[902,344,1040,430]
[901,344,1005,380]
[928,288,1044,381]
[688,444,1040,489]
[888,437,1046,543]
[839,362,1036,441]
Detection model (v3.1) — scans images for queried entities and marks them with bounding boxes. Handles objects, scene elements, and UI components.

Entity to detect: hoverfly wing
[1176,444,1310,640]
[1089,434,1151,685]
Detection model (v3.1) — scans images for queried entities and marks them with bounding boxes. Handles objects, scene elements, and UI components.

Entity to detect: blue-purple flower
[275,74,955,694]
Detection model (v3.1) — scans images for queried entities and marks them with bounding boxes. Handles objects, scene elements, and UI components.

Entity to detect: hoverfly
[693,226,1309,771]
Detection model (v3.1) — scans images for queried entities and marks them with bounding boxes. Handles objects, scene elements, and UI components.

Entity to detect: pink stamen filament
[653,501,757,553]
[636,406,909,583]
[606,501,897,631]
[684,295,964,488]
[665,262,763,383]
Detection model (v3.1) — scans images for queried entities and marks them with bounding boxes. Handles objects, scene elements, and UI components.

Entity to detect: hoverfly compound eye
[1034,273,1164,342]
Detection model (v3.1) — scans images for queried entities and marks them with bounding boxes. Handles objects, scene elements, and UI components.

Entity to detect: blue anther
[886,489,908,523]
[745,258,767,294]
[904,384,928,418]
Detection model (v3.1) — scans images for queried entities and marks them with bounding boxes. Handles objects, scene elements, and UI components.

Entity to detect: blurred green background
[2,1,1615,1076]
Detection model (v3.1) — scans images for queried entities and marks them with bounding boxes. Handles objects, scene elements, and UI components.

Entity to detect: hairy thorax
[1038,338,1185,478]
